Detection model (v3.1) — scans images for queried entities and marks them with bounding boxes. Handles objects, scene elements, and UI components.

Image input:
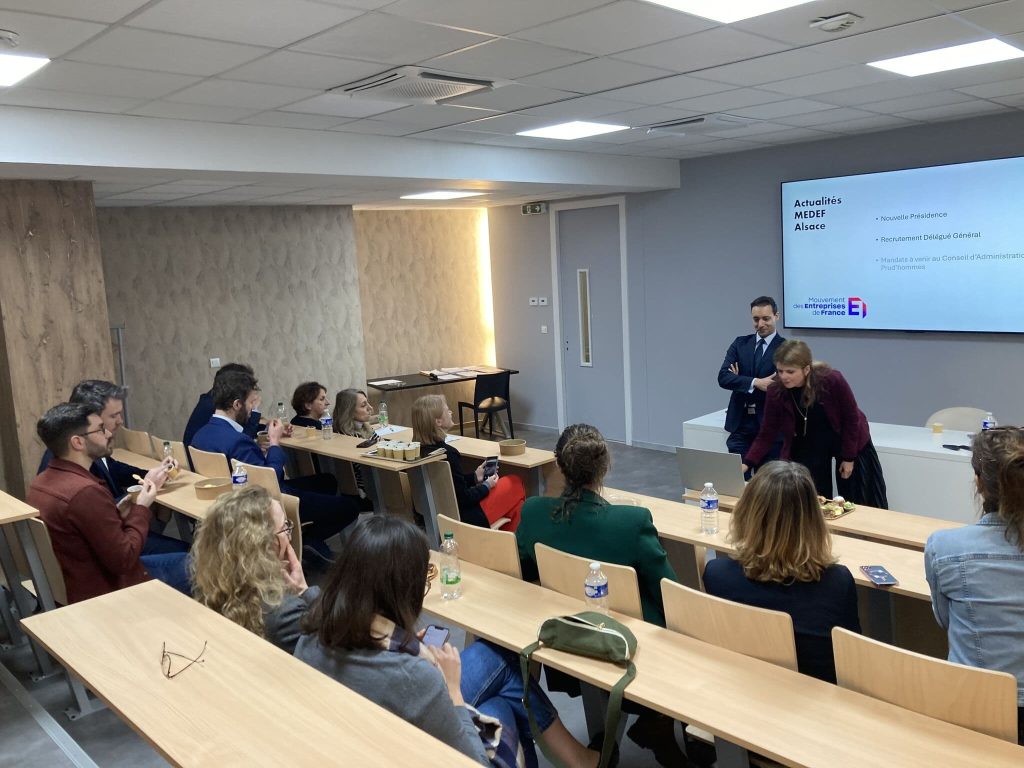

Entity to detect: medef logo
[847,297,867,318]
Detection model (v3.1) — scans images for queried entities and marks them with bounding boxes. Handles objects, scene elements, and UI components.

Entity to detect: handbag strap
[519,643,635,768]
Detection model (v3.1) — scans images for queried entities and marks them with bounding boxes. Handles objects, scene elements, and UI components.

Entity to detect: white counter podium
[683,409,976,523]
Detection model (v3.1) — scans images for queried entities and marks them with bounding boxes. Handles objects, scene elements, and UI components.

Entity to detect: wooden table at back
[423,554,1024,768]
[366,366,519,393]
[20,580,479,768]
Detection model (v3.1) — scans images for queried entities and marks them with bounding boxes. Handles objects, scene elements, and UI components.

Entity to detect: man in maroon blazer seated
[27,402,189,604]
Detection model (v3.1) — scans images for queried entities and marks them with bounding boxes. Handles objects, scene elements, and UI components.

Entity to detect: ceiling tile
[237,111,348,129]
[221,51,385,90]
[695,48,848,87]
[748,127,835,144]
[918,57,1024,90]
[410,127,496,142]
[513,0,714,56]
[584,125,669,143]
[0,0,149,22]
[312,0,393,9]
[522,57,672,92]
[705,120,799,138]
[93,182,151,195]
[991,91,1024,106]
[380,103,499,128]
[328,119,422,135]
[957,0,1024,35]
[600,104,701,127]
[773,106,878,126]
[0,10,105,58]
[166,80,320,110]
[859,90,975,114]
[127,101,261,122]
[830,113,920,133]
[127,0,364,48]
[445,83,577,111]
[759,64,899,97]
[455,112,560,134]
[661,136,762,153]
[20,61,200,99]
[426,38,589,79]
[381,0,608,36]
[806,15,985,63]
[895,100,1010,121]
[142,181,242,192]
[816,77,945,106]
[958,76,1024,98]
[293,13,493,64]
[613,27,788,73]
[598,74,732,105]
[0,87,142,112]
[68,28,270,76]
[519,94,640,119]
[281,92,403,118]
[730,97,837,119]
[666,87,787,112]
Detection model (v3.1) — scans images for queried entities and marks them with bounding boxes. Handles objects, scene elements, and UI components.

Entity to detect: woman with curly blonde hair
[703,460,860,683]
[190,485,316,652]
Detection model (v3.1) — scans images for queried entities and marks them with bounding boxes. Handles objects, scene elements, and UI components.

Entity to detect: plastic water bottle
[982,412,998,431]
[231,461,248,488]
[275,401,287,422]
[378,401,389,429]
[320,411,333,439]
[162,440,173,461]
[584,562,609,615]
[700,482,719,535]
[440,532,462,600]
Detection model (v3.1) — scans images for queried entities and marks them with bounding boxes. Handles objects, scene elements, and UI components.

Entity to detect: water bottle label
[321,416,332,427]
[442,570,461,586]
[982,419,994,430]
[584,582,609,599]
[700,499,719,511]
[232,474,246,486]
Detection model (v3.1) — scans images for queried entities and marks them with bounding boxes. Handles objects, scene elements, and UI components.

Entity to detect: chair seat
[458,397,507,411]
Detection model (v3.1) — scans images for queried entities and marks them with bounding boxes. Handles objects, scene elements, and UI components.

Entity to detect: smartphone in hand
[483,457,499,478]
[860,565,899,586]
[422,624,450,648]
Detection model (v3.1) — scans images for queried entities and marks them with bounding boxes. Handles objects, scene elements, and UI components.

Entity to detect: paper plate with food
[818,495,856,519]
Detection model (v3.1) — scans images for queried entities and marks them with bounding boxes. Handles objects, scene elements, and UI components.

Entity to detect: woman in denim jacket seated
[925,426,1024,744]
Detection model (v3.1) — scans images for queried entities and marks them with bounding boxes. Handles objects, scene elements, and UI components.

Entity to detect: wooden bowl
[194,478,232,500]
[498,438,526,456]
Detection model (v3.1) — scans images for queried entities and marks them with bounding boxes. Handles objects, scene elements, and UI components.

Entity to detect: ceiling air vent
[332,66,495,105]
[645,113,759,136]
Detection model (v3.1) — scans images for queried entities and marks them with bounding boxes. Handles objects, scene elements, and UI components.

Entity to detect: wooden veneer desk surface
[611,488,932,602]
[424,554,1024,768]
[0,489,39,524]
[21,581,478,768]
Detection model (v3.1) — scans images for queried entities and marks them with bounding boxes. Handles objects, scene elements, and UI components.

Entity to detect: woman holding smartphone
[295,516,598,768]
[703,460,861,683]
[412,394,524,531]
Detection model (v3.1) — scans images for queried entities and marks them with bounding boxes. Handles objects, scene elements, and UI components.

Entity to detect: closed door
[557,205,626,442]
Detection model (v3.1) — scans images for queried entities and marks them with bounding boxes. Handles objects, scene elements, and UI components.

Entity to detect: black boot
[626,711,692,767]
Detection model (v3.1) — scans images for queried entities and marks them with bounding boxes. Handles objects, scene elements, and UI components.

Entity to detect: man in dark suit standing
[718,296,785,457]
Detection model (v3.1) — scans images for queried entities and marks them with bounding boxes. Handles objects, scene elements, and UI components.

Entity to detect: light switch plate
[210,357,221,368]
[528,297,539,306]
[538,297,549,306]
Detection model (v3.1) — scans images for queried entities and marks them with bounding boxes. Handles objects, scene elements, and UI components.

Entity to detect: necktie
[754,338,765,372]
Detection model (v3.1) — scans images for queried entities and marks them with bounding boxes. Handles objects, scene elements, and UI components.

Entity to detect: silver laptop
[676,447,746,498]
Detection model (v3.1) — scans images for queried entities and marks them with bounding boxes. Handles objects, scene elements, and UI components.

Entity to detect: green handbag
[519,612,638,768]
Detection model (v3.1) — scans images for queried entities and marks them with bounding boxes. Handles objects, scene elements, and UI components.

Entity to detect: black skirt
[836,439,888,509]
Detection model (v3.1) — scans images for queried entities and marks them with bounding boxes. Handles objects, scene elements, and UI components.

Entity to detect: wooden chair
[924,406,987,431]
[458,371,513,439]
[18,518,68,607]
[188,446,231,478]
[121,427,156,459]
[534,543,643,620]
[151,435,188,467]
[281,493,303,554]
[661,580,798,671]
[438,514,521,579]
[832,627,1018,742]
[237,462,283,502]
[408,461,510,547]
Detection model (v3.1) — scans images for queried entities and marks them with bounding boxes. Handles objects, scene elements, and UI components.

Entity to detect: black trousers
[284,473,363,542]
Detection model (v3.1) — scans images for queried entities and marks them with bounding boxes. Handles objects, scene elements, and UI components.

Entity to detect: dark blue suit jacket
[37,450,140,499]
[717,333,785,433]
[190,416,287,484]
[183,392,262,449]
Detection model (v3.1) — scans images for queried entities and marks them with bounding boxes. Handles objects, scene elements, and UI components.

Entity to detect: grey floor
[0,426,683,768]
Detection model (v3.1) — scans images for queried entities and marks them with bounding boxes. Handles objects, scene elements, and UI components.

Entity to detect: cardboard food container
[194,478,232,500]
[498,439,527,456]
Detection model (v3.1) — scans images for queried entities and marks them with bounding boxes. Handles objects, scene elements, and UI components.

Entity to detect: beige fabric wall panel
[0,180,115,496]
[354,209,492,425]
[97,206,366,441]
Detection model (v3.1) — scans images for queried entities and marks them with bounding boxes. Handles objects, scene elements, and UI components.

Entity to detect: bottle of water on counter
[700,482,719,535]
[584,562,609,615]
[440,532,462,600]
[231,461,248,488]
[321,410,333,439]
[982,412,998,431]
[378,401,389,429]
[275,401,287,422]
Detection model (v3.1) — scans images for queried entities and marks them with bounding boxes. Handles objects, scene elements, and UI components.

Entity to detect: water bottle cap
[443,532,453,539]
[590,561,600,569]
[704,482,714,489]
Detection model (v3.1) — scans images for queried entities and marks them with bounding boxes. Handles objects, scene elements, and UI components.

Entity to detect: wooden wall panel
[0,181,113,497]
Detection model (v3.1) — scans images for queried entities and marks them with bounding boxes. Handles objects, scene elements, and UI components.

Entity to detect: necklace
[790,390,809,437]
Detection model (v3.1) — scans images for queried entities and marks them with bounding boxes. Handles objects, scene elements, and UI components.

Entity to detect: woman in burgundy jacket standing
[743,340,888,508]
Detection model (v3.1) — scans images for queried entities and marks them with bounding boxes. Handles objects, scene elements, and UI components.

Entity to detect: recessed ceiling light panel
[400,191,484,200]
[0,53,49,87]
[517,121,629,140]
[641,0,817,24]
[868,39,1024,77]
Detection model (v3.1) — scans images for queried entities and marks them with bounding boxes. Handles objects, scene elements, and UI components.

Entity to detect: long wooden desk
[21,581,478,767]
[367,366,519,393]
[681,489,961,551]
[424,555,1024,768]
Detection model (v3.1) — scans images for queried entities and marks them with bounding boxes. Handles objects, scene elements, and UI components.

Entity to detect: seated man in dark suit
[182,362,263,453]
[37,379,188,555]
[190,370,359,562]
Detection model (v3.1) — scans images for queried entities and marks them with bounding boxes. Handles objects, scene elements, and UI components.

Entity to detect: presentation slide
[782,155,1024,333]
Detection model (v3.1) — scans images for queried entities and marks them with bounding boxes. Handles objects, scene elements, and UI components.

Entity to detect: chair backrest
[28,518,68,607]
[661,579,798,671]
[238,462,283,501]
[281,493,303,554]
[121,427,156,459]
[534,542,643,620]
[472,371,510,408]
[438,514,521,579]
[925,406,988,432]
[188,446,231,478]
[832,627,1018,742]
[151,436,189,468]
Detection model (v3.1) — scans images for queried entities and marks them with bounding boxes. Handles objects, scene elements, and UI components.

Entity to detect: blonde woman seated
[702,460,860,683]
[331,388,377,440]
[412,395,524,531]
[190,486,317,653]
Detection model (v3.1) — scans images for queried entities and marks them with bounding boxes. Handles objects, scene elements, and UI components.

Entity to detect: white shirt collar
[212,413,244,433]
[757,331,777,348]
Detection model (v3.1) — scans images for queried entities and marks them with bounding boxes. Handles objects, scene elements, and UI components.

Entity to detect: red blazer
[744,368,870,467]
[27,458,152,604]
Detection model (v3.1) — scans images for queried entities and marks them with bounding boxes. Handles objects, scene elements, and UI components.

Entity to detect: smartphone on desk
[356,434,379,449]
[422,624,450,648]
[483,456,499,478]
[860,565,899,587]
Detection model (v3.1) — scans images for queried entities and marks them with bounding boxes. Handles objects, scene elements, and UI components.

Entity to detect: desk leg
[0,526,31,645]
[713,737,750,768]
[65,673,106,720]
[406,466,441,549]
[859,585,895,644]
[0,525,57,679]
[367,468,387,515]
[172,512,194,544]
[580,684,627,745]
[525,467,543,498]
[0,583,19,648]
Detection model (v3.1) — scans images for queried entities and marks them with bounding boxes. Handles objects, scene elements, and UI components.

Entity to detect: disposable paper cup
[125,484,143,503]
[931,422,944,434]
